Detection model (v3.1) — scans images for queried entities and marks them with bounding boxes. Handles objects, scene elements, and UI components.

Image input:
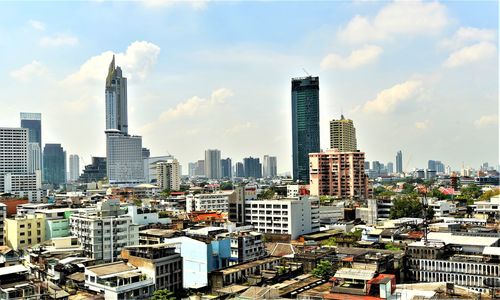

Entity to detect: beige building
[5,213,46,251]
[156,159,180,191]
[330,115,357,152]
[309,149,368,199]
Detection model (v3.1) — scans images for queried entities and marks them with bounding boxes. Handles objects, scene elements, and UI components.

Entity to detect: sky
[0,0,498,174]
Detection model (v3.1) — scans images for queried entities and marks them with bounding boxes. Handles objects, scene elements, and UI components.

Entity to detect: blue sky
[0,0,498,173]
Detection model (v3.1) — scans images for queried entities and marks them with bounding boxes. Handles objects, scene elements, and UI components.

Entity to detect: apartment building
[244,196,320,239]
[218,229,267,265]
[186,191,235,213]
[5,213,46,251]
[70,199,139,262]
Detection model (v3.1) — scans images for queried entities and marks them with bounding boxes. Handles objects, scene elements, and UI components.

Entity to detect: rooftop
[86,262,136,277]
[333,268,375,281]
[0,264,28,276]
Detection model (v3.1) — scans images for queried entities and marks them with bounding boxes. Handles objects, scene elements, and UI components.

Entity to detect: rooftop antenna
[302,68,310,76]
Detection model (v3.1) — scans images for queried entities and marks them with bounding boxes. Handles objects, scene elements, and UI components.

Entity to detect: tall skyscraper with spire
[105,56,144,185]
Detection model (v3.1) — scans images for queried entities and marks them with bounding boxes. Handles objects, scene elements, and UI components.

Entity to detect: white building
[126,205,170,226]
[186,191,235,213]
[85,262,154,300]
[106,132,144,185]
[244,196,320,239]
[69,154,80,182]
[262,155,277,178]
[428,199,456,217]
[470,195,500,220]
[27,142,41,174]
[156,159,181,191]
[143,155,174,184]
[70,199,140,262]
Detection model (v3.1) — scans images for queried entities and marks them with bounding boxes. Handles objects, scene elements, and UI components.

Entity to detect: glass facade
[291,76,320,182]
[43,144,66,186]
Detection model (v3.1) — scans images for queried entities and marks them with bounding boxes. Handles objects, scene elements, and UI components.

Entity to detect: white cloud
[339,1,448,43]
[63,41,161,84]
[224,122,256,136]
[10,61,48,82]
[40,33,79,47]
[441,27,496,49]
[321,45,382,70]
[363,80,422,114]
[443,42,497,68]
[415,120,430,130]
[142,0,208,10]
[29,20,45,31]
[159,88,233,121]
[474,114,498,128]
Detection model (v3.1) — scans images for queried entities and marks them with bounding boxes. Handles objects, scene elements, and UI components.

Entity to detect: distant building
[156,158,181,191]
[291,76,320,182]
[243,157,262,178]
[194,160,205,176]
[186,191,235,213]
[20,112,42,162]
[218,229,267,265]
[309,149,369,199]
[396,150,403,173]
[235,162,244,178]
[143,155,174,183]
[364,161,370,170]
[330,115,357,152]
[221,158,232,179]
[69,154,79,182]
[262,155,277,178]
[205,149,221,179]
[428,160,437,171]
[142,147,150,159]
[387,162,394,174]
[79,157,106,183]
[188,162,197,177]
[372,160,382,176]
[43,143,66,186]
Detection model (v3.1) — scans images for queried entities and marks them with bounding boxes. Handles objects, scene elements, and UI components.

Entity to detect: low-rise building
[186,191,235,213]
[126,205,170,226]
[0,265,40,300]
[218,229,267,265]
[5,213,45,251]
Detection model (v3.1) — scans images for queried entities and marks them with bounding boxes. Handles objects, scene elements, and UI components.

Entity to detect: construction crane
[302,68,310,76]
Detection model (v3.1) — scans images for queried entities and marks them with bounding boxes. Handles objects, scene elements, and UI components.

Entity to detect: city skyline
[0,1,497,173]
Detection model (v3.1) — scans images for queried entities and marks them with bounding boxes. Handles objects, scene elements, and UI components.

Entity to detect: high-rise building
[204,149,221,179]
[262,155,277,178]
[20,113,42,150]
[436,161,445,173]
[221,158,232,179]
[195,160,205,176]
[43,143,66,186]
[372,161,381,175]
[143,155,174,183]
[396,151,403,173]
[235,162,244,178]
[69,154,80,182]
[243,157,262,178]
[291,76,320,182]
[428,160,437,171]
[387,162,394,174]
[79,157,107,183]
[142,148,150,159]
[105,57,144,185]
[364,161,370,170]
[309,149,369,199]
[330,115,357,152]
[27,142,41,174]
[156,158,181,191]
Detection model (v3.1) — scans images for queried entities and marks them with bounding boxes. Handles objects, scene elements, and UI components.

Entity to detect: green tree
[150,289,176,300]
[479,188,500,201]
[160,189,171,198]
[322,237,337,246]
[220,182,233,190]
[460,184,482,200]
[258,188,275,199]
[312,260,335,280]
[390,194,425,219]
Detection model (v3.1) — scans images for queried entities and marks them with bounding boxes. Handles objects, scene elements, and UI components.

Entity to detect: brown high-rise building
[309,149,368,199]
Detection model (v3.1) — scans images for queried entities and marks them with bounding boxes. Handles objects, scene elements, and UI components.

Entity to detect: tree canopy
[150,289,176,300]
[390,194,434,219]
[312,260,335,280]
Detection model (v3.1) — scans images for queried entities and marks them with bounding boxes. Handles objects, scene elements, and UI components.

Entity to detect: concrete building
[27,143,41,174]
[309,149,369,199]
[121,244,183,293]
[291,76,320,182]
[79,157,106,183]
[387,162,394,174]
[106,132,144,185]
[329,115,357,152]
[221,157,232,179]
[396,150,403,174]
[5,214,46,251]
[218,229,267,265]
[69,154,80,182]
[141,147,150,159]
[235,162,244,178]
[43,143,66,186]
[85,262,154,300]
[205,149,222,179]
[69,199,140,262]
[263,155,277,178]
[20,112,42,174]
[186,191,235,213]
[243,157,262,178]
[126,205,170,226]
[0,204,6,245]
[143,155,174,184]
[156,158,180,191]
[244,196,320,239]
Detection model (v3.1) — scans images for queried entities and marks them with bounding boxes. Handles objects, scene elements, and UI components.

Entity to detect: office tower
[27,142,41,174]
[387,162,394,174]
[262,155,277,178]
[221,158,232,179]
[69,154,80,182]
[143,155,174,183]
[142,148,150,159]
[105,56,144,185]
[396,151,403,173]
[243,157,262,178]
[364,161,370,170]
[291,76,320,182]
[372,161,381,175]
[43,144,66,186]
[188,162,197,177]
[204,149,221,179]
[235,162,244,178]
[329,115,357,152]
[79,157,107,183]
[309,149,369,199]
[20,112,42,150]
[156,159,181,191]
[195,160,205,176]
[428,160,437,171]
[436,161,445,173]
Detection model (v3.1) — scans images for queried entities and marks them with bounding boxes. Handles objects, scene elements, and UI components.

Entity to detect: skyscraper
[27,142,41,174]
[291,76,320,182]
[428,160,437,171]
[396,151,403,173]
[156,159,181,191]
[20,113,42,173]
[243,157,262,178]
[235,162,244,178]
[262,155,277,178]
[221,158,232,179]
[330,115,357,152]
[204,149,221,179]
[105,56,144,185]
[43,144,66,186]
[387,162,394,174]
[69,154,80,182]
[79,157,106,183]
